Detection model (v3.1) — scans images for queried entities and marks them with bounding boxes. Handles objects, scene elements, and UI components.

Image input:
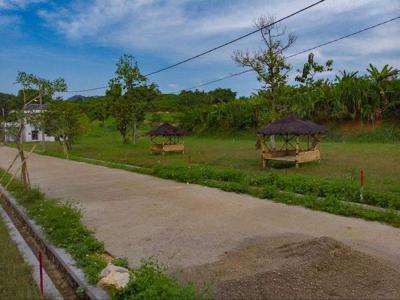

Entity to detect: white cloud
[38,0,400,60]
[4,0,399,95]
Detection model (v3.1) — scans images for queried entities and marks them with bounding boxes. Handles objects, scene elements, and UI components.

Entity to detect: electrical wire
[172,15,400,93]
[63,0,325,93]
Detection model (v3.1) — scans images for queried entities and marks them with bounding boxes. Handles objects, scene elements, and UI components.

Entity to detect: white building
[4,104,55,143]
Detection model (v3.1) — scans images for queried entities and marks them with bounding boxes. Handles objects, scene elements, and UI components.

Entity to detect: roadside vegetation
[0,213,41,300]
[0,169,198,299]
[0,12,399,298]
[19,121,400,227]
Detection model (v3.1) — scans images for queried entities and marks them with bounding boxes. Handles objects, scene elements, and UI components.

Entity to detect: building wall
[3,109,55,142]
[22,123,55,142]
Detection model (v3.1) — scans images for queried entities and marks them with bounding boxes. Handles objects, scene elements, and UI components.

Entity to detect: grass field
[30,120,400,197]
[0,215,40,300]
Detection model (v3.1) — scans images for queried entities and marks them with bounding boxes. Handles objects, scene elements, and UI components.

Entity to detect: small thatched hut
[257,114,327,168]
[147,123,185,154]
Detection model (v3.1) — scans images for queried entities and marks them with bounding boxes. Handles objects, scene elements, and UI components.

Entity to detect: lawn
[0,214,41,300]
[31,120,400,197]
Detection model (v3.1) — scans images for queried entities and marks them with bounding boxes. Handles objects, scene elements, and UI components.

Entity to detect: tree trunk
[15,125,30,187]
[132,120,137,145]
[62,139,69,159]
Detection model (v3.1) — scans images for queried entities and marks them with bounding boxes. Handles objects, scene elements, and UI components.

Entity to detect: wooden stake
[0,152,20,184]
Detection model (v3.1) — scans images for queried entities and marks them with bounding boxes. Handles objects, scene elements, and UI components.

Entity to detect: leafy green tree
[44,101,89,158]
[208,88,237,103]
[12,72,66,186]
[295,53,333,86]
[178,90,210,106]
[107,54,159,144]
[367,64,399,112]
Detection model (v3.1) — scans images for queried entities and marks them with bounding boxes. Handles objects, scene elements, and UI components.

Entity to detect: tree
[44,101,89,158]
[367,64,399,112]
[107,54,159,144]
[178,90,210,106]
[208,88,237,103]
[233,15,296,105]
[11,72,66,187]
[295,53,333,86]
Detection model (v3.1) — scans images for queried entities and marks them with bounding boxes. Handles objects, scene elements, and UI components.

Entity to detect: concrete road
[1,146,399,271]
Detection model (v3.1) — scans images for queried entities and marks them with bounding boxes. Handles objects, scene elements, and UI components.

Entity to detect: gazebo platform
[147,123,185,154]
[257,114,327,168]
[150,142,184,153]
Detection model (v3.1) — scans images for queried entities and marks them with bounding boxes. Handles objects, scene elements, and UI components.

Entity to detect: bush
[0,169,201,298]
[150,165,399,212]
[111,259,197,300]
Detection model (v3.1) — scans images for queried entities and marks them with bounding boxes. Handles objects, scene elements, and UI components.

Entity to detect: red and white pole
[39,251,44,297]
[360,169,364,201]
[187,156,192,168]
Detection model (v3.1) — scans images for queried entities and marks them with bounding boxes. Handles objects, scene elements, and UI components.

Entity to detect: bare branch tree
[233,15,297,99]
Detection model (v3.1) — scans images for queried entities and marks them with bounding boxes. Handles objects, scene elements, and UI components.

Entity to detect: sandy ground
[1,146,400,298]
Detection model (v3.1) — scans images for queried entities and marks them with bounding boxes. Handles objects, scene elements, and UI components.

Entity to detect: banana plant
[367,64,399,112]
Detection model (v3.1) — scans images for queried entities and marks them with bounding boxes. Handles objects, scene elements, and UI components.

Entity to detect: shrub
[0,169,201,298]
[111,259,197,300]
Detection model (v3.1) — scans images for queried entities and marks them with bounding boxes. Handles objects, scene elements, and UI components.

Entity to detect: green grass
[0,214,41,300]
[33,119,400,197]
[0,169,198,299]
[16,119,400,227]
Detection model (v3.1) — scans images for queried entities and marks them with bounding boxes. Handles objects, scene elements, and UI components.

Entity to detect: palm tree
[335,70,359,82]
[367,64,399,112]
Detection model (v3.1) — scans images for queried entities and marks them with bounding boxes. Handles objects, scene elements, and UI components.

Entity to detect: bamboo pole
[0,152,20,184]
[295,136,300,168]
[0,145,37,198]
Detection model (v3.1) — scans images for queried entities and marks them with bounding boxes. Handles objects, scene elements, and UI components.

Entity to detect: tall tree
[233,15,296,109]
[367,64,399,113]
[107,55,159,144]
[12,72,66,187]
[44,101,89,158]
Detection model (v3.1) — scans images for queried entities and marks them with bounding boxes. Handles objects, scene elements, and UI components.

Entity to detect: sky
[0,0,399,97]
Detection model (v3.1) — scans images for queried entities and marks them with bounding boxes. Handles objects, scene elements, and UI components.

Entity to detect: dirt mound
[177,235,400,299]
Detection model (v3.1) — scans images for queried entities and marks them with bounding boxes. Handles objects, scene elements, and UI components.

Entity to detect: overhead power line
[63,0,325,94]
[285,15,400,59]
[173,15,400,93]
[144,0,325,76]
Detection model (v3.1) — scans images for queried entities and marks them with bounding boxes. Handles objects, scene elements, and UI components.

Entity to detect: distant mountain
[68,95,87,101]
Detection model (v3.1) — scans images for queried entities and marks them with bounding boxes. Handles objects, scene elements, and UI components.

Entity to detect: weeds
[0,169,199,299]
[151,164,400,227]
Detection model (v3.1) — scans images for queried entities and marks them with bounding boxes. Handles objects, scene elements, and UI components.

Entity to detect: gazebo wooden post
[295,136,300,168]
[285,134,289,152]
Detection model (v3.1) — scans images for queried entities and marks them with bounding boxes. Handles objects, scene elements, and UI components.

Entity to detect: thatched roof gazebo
[147,123,185,154]
[257,114,327,168]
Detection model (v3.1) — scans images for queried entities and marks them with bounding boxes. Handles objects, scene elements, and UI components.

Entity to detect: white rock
[98,263,130,289]
[100,263,129,277]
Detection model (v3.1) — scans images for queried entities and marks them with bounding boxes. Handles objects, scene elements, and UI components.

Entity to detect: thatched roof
[257,114,327,136]
[147,123,185,136]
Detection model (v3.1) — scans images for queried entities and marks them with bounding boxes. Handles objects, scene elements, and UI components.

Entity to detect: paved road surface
[1,146,399,272]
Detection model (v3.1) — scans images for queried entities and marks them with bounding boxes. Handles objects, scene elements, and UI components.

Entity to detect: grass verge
[0,169,198,299]
[0,212,41,300]
[35,154,400,228]
[149,165,400,227]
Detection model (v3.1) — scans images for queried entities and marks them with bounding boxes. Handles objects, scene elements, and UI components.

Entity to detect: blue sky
[1,0,399,97]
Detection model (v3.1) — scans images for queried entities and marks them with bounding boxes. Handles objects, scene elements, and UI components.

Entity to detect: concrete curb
[0,204,63,299]
[0,186,109,300]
